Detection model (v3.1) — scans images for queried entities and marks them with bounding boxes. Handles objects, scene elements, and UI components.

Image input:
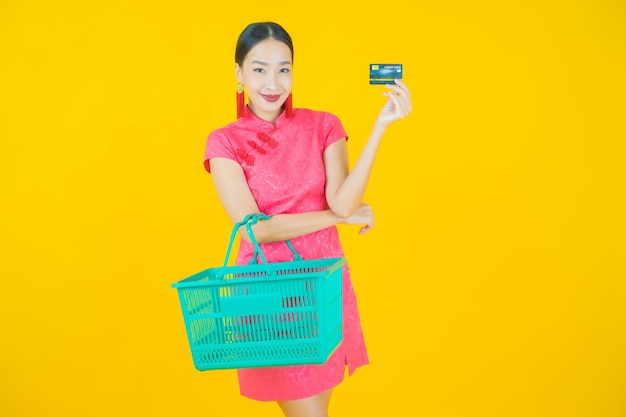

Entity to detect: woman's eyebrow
[251,60,292,66]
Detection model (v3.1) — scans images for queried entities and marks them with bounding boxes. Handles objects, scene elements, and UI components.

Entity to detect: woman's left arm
[324,79,412,218]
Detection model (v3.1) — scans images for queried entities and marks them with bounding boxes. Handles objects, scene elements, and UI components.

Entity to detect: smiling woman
[202,21,412,417]
[235,22,294,122]
[236,38,293,121]
[3,1,625,416]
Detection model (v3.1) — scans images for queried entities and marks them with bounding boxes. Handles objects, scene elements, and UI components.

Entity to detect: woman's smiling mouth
[261,94,281,103]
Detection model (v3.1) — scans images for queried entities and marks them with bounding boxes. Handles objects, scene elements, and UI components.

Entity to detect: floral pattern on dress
[204,107,368,402]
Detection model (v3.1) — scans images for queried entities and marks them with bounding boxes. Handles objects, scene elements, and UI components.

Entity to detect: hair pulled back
[235,22,294,65]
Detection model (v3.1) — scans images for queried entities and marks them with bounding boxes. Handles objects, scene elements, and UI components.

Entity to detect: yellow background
[1,1,625,416]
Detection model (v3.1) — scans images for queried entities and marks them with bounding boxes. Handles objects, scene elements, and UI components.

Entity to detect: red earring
[285,93,294,118]
[237,82,245,119]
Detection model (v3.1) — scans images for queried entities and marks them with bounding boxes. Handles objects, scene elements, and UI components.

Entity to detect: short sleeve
[203,130,237,173]
[323,112,349,150]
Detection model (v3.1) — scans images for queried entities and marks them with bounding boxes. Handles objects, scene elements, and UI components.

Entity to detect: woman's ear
[235,63,242,84]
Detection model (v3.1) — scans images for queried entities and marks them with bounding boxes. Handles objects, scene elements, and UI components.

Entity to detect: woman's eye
[253,68,264,73]
[280,68,290,73]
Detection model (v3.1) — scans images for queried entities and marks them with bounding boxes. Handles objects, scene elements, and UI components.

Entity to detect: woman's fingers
[383,90,410,118]
[385,80,412,115]
[344,203,374,233]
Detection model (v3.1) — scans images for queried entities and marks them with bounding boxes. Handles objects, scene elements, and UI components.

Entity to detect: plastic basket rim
[172,257,346,289]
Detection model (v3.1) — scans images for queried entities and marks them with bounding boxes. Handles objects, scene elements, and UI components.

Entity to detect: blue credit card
[369,64,403,84]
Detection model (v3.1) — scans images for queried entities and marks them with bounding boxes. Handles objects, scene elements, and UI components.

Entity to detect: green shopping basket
[171,213,345,371]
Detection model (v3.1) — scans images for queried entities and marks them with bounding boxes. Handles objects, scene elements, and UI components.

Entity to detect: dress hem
[239,361,369,402]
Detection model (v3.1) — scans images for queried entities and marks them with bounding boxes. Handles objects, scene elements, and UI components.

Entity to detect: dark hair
[235,22,294,65]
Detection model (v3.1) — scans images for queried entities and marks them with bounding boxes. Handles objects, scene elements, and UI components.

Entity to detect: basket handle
[245,214,303,265]
[222,213,302,268]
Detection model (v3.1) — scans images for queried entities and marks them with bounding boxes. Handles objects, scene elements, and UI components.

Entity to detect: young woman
[204,21,411,417]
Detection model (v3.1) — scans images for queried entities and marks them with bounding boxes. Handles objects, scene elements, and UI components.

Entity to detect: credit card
[369,64,403,84]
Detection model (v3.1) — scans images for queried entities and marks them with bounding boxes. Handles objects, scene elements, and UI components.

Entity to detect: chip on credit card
[369,64,403,84]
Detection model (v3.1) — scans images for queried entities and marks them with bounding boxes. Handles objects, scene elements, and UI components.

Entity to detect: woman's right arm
[209,157,372,243]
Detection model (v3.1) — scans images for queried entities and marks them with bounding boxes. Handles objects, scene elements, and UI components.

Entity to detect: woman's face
[236,38,293,123]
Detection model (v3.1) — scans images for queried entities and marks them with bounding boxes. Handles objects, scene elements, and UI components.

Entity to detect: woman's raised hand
[375,79,412,128]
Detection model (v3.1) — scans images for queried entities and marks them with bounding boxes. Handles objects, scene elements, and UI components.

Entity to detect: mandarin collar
[242,105,294,130]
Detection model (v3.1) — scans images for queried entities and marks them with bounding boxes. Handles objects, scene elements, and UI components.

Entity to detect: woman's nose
[265,72,277,90]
